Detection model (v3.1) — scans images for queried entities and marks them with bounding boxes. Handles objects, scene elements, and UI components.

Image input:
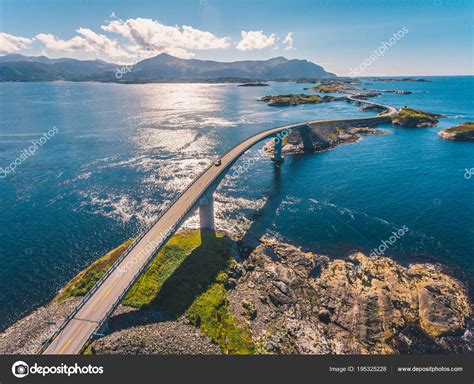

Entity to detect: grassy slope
[261,94,323,106]
[54,229,255,354]
[311,85,342,93]
[121,230,202,308]
[443,122,474,139]
[392,107,438,127]
[54,239,134,302]
[187,283,255,354]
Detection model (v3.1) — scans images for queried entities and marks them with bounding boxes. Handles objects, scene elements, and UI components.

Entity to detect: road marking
[59,323,84,354]
[94,278,121,312]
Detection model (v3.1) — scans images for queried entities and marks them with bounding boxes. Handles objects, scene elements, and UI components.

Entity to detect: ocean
[0,76,472,329]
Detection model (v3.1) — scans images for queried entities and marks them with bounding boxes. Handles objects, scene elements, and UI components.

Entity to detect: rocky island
[305,84,350,93]
[260,93,345,107]
[238,82,269,87]
[371,77,430,83]
[391,107,444,127]
[438,122,474,141]
[263,122,389,155]
[0,230,471,355]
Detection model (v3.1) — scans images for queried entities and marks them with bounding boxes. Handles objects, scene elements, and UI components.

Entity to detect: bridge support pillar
[96,320,109,337]
[271,136,283,162]
[299,125,314,151]
[199,192,215,233]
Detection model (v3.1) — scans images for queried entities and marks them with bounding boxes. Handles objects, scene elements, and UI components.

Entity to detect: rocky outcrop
[438,122,474,141]
[392,108,444,127]
[228,239,472,354]
[260,94,345,107]
[263,124,389,156]
[239,82,269,87]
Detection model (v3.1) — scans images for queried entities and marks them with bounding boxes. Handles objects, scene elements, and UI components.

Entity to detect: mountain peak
[0,53,336,81]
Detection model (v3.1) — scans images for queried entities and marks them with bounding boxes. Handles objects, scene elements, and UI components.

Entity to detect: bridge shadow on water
[109,163,288,333]
[238,161,286,257]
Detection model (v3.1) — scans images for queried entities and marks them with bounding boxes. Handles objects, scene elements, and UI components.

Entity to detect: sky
[0,0,472,76]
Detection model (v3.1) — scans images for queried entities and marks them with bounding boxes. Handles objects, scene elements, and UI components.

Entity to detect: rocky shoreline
[263,123,389,157]
[230,239,472,354]
[438,122,474,141]
[0,234,471,355]
[391,107,444,128]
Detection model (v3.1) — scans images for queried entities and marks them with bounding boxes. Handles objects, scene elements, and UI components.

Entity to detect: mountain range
[0,53,336,82]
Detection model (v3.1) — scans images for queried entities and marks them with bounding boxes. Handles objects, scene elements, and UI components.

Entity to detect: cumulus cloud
[35,33,88,52]
[283,32,294,50]
[0,32,32,53]
[235,30,276,51]
[0,20,294,62]
[36,29,131,62]
[101,17,230,59]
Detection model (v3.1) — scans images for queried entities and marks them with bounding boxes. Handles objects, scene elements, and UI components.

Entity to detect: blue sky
[0,0,472,76]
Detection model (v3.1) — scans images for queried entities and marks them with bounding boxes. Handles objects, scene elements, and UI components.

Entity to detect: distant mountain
[130,54,336,80]
[0,54,117,81]
[0,53,336,82]
[0,54,54,64]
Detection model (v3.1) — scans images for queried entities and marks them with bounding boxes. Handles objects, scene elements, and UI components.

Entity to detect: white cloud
[283,32,294,50]
[35,33,91,52]
[1,21,293,62]
[0,32,32,54]
[235,30,276,51]
[76,28,130,60]
[101,17,230,59]
[35,29,131,62]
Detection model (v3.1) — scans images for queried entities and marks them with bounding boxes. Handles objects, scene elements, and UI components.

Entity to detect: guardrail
[41,96,396,354]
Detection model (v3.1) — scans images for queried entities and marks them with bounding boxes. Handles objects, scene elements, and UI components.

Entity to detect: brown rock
[228,242,472,354]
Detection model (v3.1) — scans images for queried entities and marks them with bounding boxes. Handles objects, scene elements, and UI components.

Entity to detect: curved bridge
[43,96,397,354]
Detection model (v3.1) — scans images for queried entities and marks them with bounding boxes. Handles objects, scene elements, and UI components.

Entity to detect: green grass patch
[443,122,474,139]
[122,230,203,308]
[392,107,440,127]
[54,239,134,302]
[444,121,474,133]
[187,283,255,354]
[144,230,233,317]
[261,93,327,107]
[311,85,342,93]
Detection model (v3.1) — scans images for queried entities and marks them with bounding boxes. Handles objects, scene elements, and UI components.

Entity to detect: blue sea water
[0,77,472,329]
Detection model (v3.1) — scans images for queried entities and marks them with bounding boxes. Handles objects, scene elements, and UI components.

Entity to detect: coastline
[1,229,471,355]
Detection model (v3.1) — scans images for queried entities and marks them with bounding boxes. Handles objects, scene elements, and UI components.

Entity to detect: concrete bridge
[42,96,397,354]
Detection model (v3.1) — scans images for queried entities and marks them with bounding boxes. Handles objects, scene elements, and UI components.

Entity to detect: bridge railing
[40,155,220,352]
[41,96,395,353]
